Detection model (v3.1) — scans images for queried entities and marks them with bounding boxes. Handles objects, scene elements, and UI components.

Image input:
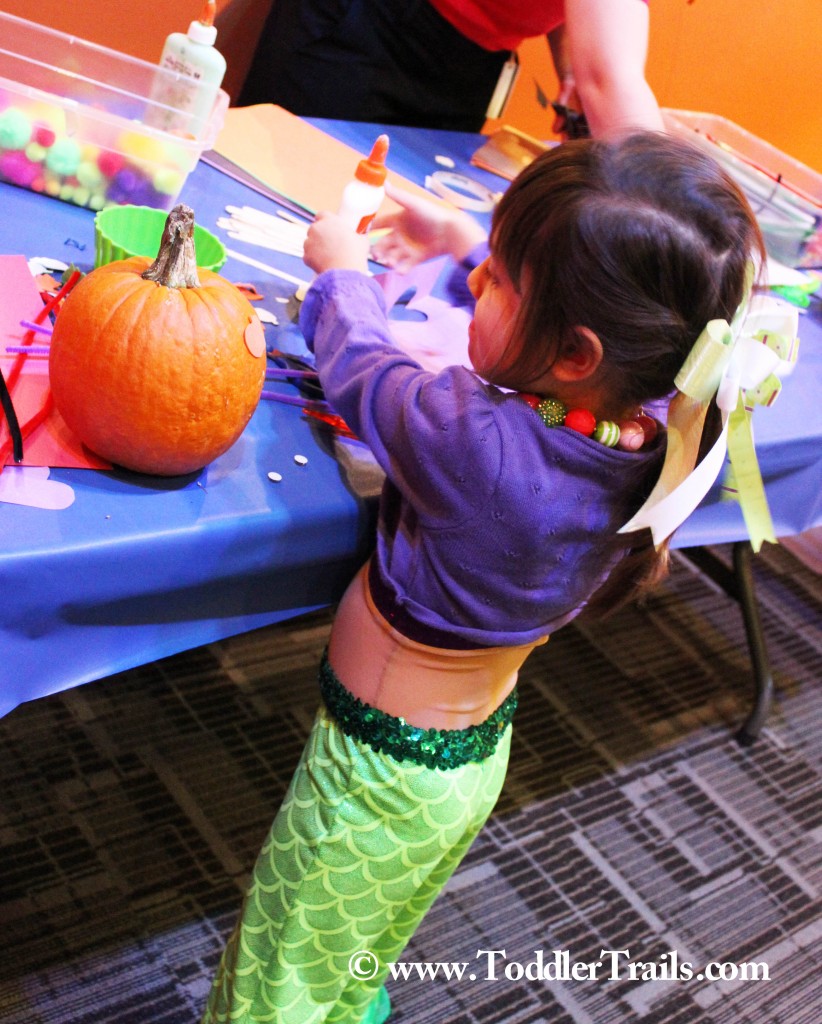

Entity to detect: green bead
[536,397,567,427]
[593,420,620,447]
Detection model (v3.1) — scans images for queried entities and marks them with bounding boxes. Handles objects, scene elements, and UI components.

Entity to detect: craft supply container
[663,109,822,268]
[0,11,228,214]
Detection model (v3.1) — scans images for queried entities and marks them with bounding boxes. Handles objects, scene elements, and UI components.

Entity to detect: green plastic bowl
[94,205,227,272]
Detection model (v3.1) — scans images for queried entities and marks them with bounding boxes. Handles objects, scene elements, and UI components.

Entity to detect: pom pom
[0,108,32,150]
[33,124,56,148]
[45,137,82,176]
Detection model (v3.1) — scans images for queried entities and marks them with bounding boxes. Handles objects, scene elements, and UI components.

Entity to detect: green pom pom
[0,108,32,150]
[45,137,82,177]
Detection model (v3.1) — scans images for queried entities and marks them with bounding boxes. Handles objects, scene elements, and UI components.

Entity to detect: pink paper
[375,260,472,373]
[0,255,109,469]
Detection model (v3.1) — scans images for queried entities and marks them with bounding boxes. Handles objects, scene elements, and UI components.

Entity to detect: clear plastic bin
[0,11,228,213]
[663,109,822,268]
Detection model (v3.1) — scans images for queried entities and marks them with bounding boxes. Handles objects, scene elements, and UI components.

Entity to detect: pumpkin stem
[141,204,202,289]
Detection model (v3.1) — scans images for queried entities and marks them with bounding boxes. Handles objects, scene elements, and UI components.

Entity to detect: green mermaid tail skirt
[202,681,512,1024]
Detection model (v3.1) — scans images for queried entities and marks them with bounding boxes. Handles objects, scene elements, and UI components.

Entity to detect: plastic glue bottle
[153,0,226,135]
[338,134,390,233]
[296,134,390,301]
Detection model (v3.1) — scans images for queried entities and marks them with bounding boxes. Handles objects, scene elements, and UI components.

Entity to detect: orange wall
[0,0,267,101]
[493,0,822,173]
[1,0,820,172]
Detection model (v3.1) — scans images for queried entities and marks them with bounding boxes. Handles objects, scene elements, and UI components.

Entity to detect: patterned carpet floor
[1,542,821,1024]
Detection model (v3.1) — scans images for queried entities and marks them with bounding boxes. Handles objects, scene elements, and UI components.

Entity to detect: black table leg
[678,542,774,746]
[730,541,775,745]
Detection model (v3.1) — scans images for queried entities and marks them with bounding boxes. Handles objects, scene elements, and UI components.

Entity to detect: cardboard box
[663,109,822,268]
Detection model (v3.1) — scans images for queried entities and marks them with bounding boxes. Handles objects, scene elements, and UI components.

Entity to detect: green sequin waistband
[318,651,517,770]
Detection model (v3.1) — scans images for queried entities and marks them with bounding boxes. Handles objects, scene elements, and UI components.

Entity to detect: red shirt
[428,0,646,52]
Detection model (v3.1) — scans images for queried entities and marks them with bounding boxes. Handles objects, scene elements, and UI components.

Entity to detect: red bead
[616,420,645,451]
[564,407,596,435]
[634,414,658,443]
[518,392,542,409]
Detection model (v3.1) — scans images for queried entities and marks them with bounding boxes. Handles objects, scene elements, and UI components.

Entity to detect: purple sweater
[300,256,665,649]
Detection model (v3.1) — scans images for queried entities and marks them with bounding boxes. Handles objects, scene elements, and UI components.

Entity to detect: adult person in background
[239,0,664,137]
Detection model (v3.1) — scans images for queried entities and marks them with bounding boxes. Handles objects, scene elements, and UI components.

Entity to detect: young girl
[202,133,762,1024]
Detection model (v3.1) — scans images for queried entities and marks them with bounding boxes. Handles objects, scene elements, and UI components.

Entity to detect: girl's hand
[303,211,371,275]
[370,182,487,272]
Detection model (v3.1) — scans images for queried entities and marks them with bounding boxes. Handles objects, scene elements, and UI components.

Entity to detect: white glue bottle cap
[187,0,218,45]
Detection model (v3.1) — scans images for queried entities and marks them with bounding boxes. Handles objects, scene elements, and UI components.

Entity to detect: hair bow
[619,293,799,552]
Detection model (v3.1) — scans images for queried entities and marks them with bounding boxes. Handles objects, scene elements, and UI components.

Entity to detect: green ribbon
[719,329,800,552]
[618,280,800,550]
[722,394,776,552]
[674,319,734,401]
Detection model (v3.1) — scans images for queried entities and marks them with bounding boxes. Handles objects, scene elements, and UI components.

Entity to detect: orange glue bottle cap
[187,0,218,44]
[355,134,390,187]
[199,0,217,27]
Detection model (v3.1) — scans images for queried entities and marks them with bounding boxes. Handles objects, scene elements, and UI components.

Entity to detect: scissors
[551,102,590,140]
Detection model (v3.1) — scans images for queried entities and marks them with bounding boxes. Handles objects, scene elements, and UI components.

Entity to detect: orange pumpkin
[49,205,267,476]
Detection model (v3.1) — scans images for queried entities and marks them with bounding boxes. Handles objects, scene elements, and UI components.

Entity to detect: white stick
[224,226,305,258]
[224,248,311,289]
[227,232,305,259]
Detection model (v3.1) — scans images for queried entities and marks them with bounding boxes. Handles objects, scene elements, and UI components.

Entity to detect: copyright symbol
[348,950,379,980]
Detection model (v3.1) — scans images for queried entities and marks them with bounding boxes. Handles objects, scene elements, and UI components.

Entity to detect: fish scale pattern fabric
[202,705,511,1023]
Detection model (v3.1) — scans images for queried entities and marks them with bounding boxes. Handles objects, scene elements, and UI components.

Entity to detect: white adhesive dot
[435,154,455,168]
[256,307,280,325]
[293,454,308,466]
[267,471,283,482]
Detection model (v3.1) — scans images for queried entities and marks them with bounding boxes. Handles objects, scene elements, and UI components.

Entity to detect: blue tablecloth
[1,118,820,716]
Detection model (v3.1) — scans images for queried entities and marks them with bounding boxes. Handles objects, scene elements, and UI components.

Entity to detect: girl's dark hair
[490,132,765,611]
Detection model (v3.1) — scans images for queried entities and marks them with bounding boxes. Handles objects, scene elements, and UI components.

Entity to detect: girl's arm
[303,185,486,278]
[369,183,488,272]
[300,273,501,520]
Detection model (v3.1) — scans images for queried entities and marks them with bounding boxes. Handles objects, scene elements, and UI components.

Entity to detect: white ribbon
[618,293,799,549]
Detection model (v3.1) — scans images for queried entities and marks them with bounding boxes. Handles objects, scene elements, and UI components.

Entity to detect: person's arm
[369,183,488,272]
[560,0,664,137]
[547,23,578,135]
[300,273,502,519]
[303,183,488,276]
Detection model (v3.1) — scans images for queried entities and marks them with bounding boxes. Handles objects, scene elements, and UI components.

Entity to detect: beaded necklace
[518,393,658,452]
